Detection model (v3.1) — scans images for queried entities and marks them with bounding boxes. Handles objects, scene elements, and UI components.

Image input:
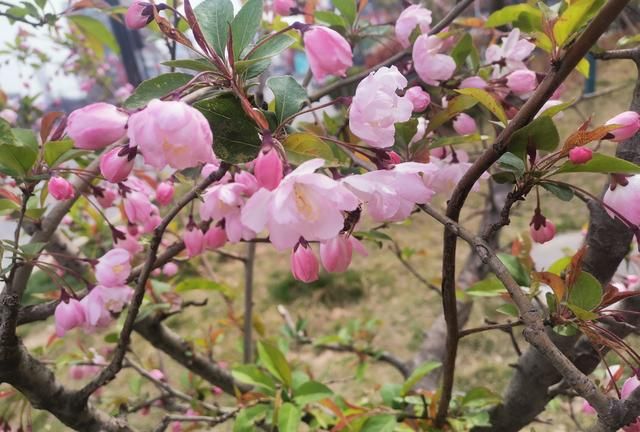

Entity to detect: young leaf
[401,361,441,395]
[123,73,193,109]
[174,277,234,297]
[278,403,301,432]
[426,95,478,132]
[68,15,120,54]
[332,0,357,25]
[466,275,508,297]
[568,271,602,311]
[194,0,234,58]
[456,88,508,125]
[497,152,525,177]
[230,0,263,59]
[293,380,333,406]
[44,139,74,167]
[282,133,338,165]
[555,153,640,175]
[266,76,307,125]
[360,414,398,432]
[485,4,542,29]
[541,182,574,201]
[257,340,292,388]
[497,253,531,286]
[232,364,277,394]
[247,33,296,60]
[162,58,218,72]
[510,115,559,157]
[553,0,600,47]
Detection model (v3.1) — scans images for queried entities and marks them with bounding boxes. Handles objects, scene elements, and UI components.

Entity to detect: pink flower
[303,26,353,81]
[125,0,154,30]
[582,399,596,415]
[412,35,456,86]
[530,213,556,244]
[424,151,485,196]
[95,285,133,313]
[320,234,366,273]
[349,66,413,148]
[273,0,295,15]
[96,185,118,208]
[54,298,85,337]
[605,111,640,142]
[128,99,216,170]
[156,181,175,206]
[0,108,18,125]
[395,4,432,48]
[200,182,247,222]
[184,226,205,257]
[603,175,640,226]
[254,149,283,190]
[124,191,155,225]
[149,369,166,381]
[66,103,128,150]
[141,212,161,234]
[485,28,535,74]
[49,176,75,200]
[115,230,144,255]
[162,262,178,277]
[460,76,487,89]
[568,147,593,164]
[204,226,227,250]
[241,159,359,250]
[235,171,259,196]
[95,248,131,287]
[81,289,112,328]
[100,146,135,183]
[114,84,134,102]
[506,69,537,96]
[452,113,477,135]
[405,86,431,112]
[291,243,319,283]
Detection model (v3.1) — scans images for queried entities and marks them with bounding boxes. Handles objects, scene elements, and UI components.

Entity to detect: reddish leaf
[40,111,64,143]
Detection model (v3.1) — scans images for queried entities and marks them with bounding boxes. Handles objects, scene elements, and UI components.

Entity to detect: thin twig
[243,242,256,363]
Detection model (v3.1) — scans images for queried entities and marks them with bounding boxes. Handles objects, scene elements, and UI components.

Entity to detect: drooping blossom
[426,150,485,196]
[82,285,133,328]
[156,181,175,206]
[603,175,640,226]
[100,146,135,183]
[199,181,256,242]
[54,297,85,337]
[241,159,359,250]
[96,184,118,208]
[273,0,295,15]
[291,242,319,283]
[254,149,284,190]
[49,176,75,200]
[506,69,538,96]
[529,210,556,244]
[605,111,640,142]
[0,108,18,125]
[184,226,205,257]
[452,113,477,135]
[115,230,144,255]
[124,191,156,226]
[234,171,259,196]
[303,26,353,81]
[568,147,593,164]
[128,99,216,170]
[395,4,432,48]
[320,234,368,273]
[204,225,227,250]
[405,86,431,112]
[66,103,128,150]
[95,248,131,287]
[485,28,535,75]
[125,0,154,29]
[412,35,456,86]
[349,66,413,148]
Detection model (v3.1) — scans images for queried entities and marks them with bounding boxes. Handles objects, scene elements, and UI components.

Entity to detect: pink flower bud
[530,214,556,244]
[203,226,227,250]
[162,262,178,277]
[568,147,593,164]
[395,4,432,48]
[388,151,402,164]
[0,109,18,125]
[506,69,538,96]
[66,103,128,150]
[290,243,319,283]
[452,113,477,135]
[49,176,75,200]
[254,149,283,190]
[235,171,259,196]
[96,185,117,208]
[125,0,154,30]
[413,35,456,86]
[124,191,154,225]
[149,369,166,381]
[184,226,205,257]
[405,86,431,112]
[55,298,85,337]
[100,146,134,183]
[320,235,353,273]
[459,76,487,89]
[142,212,162,234]
[605,111,640,142]
[273,0,295,15]
[303,26,353,82]
[156,181,175,206]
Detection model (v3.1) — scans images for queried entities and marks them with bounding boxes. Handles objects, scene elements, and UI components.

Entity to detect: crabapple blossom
[234,171,259,196]
[320,234,367,273]
[460,76,488,89]
[49,176,75,200]
[124,191,156,226]
[54,298,85,337]
[204,225,228,250]
[241,159,359,250]
[405,86,431,112]
[0,108,17,124]
[96,185,118,208]
[395,4,432,48]
[156,181,175,206]
[254,149,284,190]
[273,0,295,15]
[568,147,593,164]
[452,113,477,135]
[184,226,205,257]
[66,103,128,150]
[348,66,413,148]
[128,99,216,170]
[100,146,135,183]
[605,111,640,142]
[115,231,144,255]
[199,182,256,242]
[485,28,535,75]
[529,210,556,244]
[603,174,640,225]
[303,27,353,81]
[95,248,131,287]
[412,35,456,86]
[291,242,319,282]
[506,69,537,96]
[125,0,154,29]
[427,150,485,195]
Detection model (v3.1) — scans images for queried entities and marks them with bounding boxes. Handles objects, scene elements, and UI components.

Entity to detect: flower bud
[49,176,75,200]
[395,4,432,48]
[156,181,175,206]
[54,297,85,337]
[452,113,477,135]
[603,174,640,225]
[290,243,319,283]
[125,0,154,30]
[568,147,593,165]
[66,103,128,150]
[204,225,227,250]
[100,146,135,183]
[96,185,117,208]
[530,212,556,244]
[0,108,18,125]
[506,69,538,95]
[162,262,178,277]
[254,149,283,191]
[459,76,487,89]
[184,226,205,257]
[303,26,353,81]
[405,86,431,112]
[605,111,640,142]
[273,0,295,15]
[320,235,353,273]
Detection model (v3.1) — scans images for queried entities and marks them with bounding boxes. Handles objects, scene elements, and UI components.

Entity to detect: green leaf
[555,153,640,175]
[247,33,296,60]
[174,277,234,298]
[314,10,348,28]
[496,303,519,317]
[266,76,307,126]
[278,403,301,432]
[68,15,120,54]
[0,144,37,177]
[232,364,277,393]
[497,152,525,177]
[429,133,485,149]
[12,128,38,152]
[485,4,543,29]
[0,199,20,212]
[554,323,578,336]
[332,0,356,25]
[234,405,270,432]
[466,275,508,297]
[553,0,599,47]
[401,361,441,395]
[194,94,261,163]
[568,271,602,311]
[294,380,333,406]
[567,303,599,320]
[548,256,571,276]
[282,133,338,165]
[451,33,477,68]
[194,0,234,58]
[44,139,74,167]
[230,0,263,59]
[541,182,574,201]
[0,119,17,146]
[393,119,418,157]
[497,253,530,286]
[537,100,574,118]
[510,115,560,158]
[123,72,193,109]
[361,414,398,432]
[461,387,502,408]
[426,95,478,133]
[162,58,218,72]
[456,88,507,125]
[257,340,292,388]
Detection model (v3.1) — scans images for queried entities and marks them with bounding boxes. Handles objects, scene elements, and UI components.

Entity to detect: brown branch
[243,242,257,363]
[435,0,631,424]
[458,320,523,338]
